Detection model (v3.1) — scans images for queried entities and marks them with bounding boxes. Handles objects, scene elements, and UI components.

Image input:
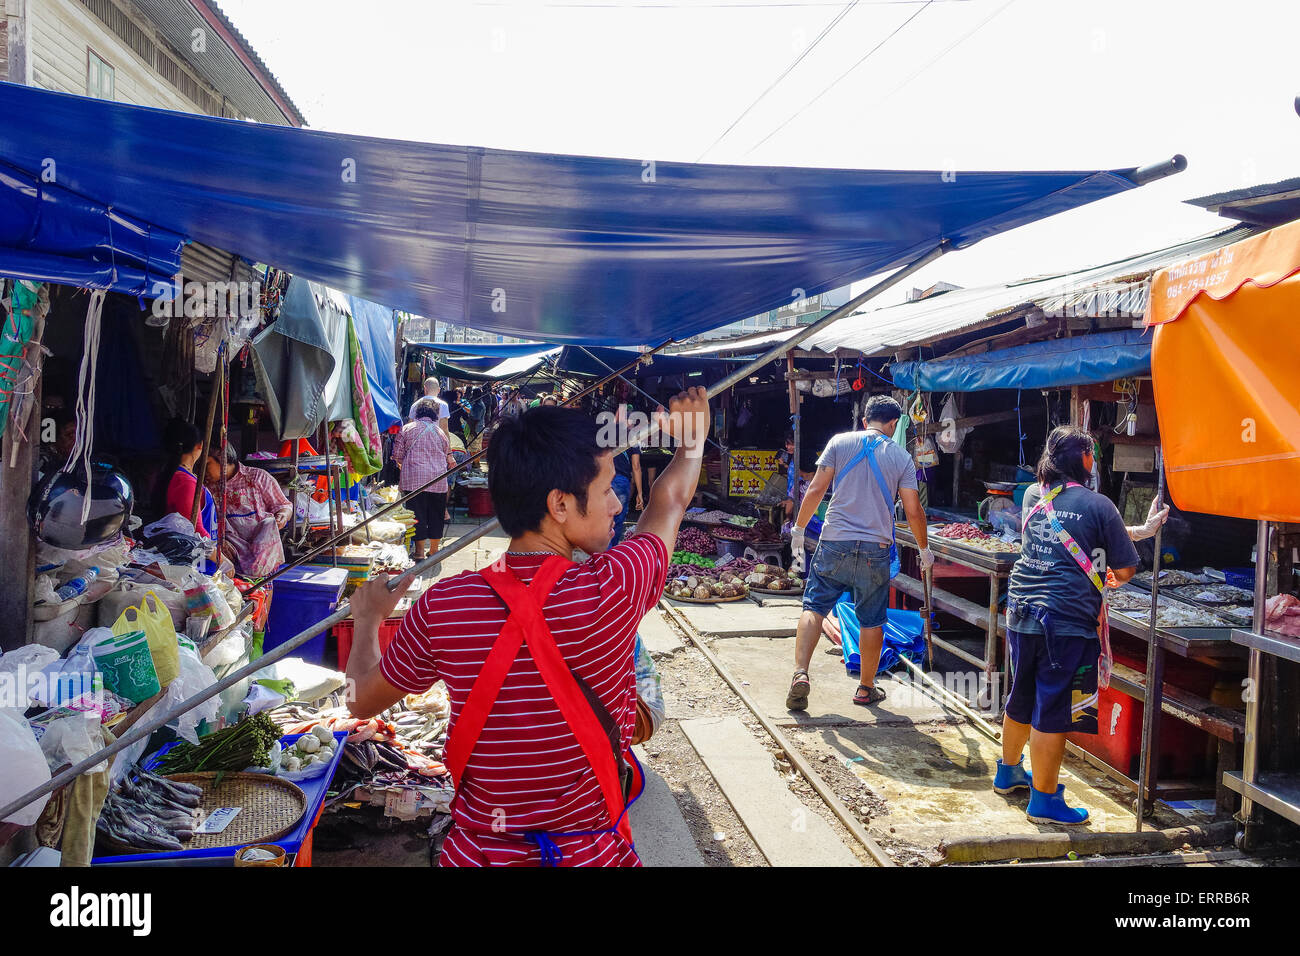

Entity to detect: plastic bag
[112,593,180,687]
[161,644,219,744]
[35,713,105,773]
[97,580,188,630]
[0,645,60,709]
[90,626,160,704]
[254,657,345,704]
[202,632,247,669]
[936,394,971,454]
[0,708,52,825]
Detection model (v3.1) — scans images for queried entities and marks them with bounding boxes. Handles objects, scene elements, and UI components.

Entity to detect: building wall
[29,0,217,112]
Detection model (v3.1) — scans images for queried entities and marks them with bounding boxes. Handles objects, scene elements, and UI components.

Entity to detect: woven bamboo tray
[665,591,749,605]
[97,772,307,856]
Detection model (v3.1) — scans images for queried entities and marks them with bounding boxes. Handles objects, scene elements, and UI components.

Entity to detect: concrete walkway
[681,716,859,867]
[629,751,706,867]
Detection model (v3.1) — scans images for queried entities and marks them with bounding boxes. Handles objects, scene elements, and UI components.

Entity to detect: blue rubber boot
[1026,785,1090,825]
[993,757,1031,794]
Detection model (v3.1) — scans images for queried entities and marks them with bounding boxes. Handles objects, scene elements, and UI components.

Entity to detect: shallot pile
[675,526,717,555]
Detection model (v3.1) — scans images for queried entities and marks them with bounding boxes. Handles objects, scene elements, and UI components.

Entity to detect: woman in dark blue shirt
[996,426,1139,825]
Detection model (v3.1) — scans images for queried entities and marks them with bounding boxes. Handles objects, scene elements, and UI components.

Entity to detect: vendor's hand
[791,524,806,555]
[1129,498,1170,541]
[275,511,290,529]
[635,492,644,511]
[350,572,413,623]
[656,386,711,456]
[918,547,935,571]
[1105,569,1121,589]
[447,455,457,470]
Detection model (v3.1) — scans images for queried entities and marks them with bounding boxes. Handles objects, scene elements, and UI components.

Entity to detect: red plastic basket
[335,617,402,669]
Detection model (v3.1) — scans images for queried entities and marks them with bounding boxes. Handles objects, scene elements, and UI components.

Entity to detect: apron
[1019,482,1113,689]
[442,555,645,866]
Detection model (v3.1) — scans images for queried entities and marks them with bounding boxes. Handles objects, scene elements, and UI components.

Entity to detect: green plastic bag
[91,629,161,704]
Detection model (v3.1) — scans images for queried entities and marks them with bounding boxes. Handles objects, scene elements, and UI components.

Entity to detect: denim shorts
[802,539,892,628]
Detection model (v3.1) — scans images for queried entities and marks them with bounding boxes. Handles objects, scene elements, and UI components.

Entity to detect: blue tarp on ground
[348,295,402,431]
[890,329,1152,392]
[0,83,1148,344]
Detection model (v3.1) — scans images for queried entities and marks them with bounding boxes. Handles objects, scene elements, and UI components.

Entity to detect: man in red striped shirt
[347,388,709,866]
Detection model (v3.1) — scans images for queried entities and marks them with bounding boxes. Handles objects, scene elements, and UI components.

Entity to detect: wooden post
[192,341,223,528]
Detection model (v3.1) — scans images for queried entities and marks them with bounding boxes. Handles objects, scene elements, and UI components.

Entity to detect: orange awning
[1146,219,1300,521]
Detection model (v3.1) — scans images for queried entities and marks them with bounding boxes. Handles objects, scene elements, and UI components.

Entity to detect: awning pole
[0,246,950,823]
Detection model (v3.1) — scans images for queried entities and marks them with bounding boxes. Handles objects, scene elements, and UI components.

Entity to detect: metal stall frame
[1224,520,1300,848]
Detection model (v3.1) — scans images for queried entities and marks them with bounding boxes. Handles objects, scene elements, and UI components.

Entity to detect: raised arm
[632,387,711,555]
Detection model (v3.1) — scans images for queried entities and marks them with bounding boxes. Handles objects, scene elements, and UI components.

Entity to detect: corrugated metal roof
[799,224,1256,357]
[673,224,1257,361]
[127,0,304,125]
[1185,176,1300,227]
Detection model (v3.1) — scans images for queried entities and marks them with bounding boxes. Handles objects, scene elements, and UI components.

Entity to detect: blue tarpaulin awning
[0,82,1152,345]
[410,341,555,358]
[556,345,738,378]
[890,329,1151,392]
[348,295,402,431]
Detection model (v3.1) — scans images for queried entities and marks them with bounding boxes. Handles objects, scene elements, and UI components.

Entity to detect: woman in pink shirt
[392,399,457,565]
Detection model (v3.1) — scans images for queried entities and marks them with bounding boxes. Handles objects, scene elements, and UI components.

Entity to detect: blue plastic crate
[1224,567,1255,592]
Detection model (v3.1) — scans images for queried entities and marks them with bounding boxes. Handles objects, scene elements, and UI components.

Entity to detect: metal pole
[896,653,1001,743]
[0,244,951,822]
[1239,520,1270,830]
[0,521,501,824]
[1135,448,1167,828]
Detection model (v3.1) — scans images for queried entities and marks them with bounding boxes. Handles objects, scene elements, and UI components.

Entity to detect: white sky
[218,0,1300,311]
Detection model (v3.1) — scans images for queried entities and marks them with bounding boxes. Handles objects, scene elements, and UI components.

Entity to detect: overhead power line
[745,0,934,156]
[696,0,861,162]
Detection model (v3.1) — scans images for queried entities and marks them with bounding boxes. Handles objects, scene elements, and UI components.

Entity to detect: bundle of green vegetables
[155,712,282,774]
[672,550,716,567]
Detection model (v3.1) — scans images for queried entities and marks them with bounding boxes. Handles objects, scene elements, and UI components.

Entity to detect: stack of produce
[672,551,715,568]
[155,711,282,774]
[97,767,203,851]
[752,519,781,542]
[280,725,339,774]
[712,525,756,542]
[675,526,718,555]
[745,565,804,591]
[665,569,748,601]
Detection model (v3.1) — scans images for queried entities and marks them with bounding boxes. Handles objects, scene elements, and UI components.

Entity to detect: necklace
[506,550,557,556]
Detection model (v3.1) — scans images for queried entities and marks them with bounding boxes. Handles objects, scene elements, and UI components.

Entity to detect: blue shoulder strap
[836,434,898,549]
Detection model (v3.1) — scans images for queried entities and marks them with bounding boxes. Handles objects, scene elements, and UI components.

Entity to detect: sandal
[853,684,886,707]
[786,669,811,711]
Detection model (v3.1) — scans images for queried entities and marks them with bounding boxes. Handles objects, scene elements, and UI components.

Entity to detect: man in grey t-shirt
[786,395,933,711]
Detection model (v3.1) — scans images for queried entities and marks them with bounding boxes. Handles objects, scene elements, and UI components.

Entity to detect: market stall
[1146,218,1300,845]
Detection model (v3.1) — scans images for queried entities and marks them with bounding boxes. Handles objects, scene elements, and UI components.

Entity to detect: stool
[744,545,784,568]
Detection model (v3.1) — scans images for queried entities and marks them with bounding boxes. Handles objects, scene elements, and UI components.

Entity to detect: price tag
[196,807,242,834]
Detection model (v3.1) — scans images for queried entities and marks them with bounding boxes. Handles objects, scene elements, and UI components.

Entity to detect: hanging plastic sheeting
[890,329,1151,393]
[0,84,1152,344]
[1146,219,1300,522]
[250,276,337,440]
[333,312,384,478]
[0,279,42,439]
[0,163,183,295]
[348,296,402,432]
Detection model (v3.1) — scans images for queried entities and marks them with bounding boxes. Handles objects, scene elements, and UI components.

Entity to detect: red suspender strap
[441,556,572,786]
[478,561,629,829]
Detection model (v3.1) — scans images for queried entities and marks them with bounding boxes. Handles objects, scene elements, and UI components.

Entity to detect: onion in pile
[675,526,718,555]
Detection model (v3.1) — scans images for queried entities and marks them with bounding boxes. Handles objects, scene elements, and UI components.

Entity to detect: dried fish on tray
[1169,583,1254,606]
[1132,568,1213,589]
[1110,599,1229,629]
